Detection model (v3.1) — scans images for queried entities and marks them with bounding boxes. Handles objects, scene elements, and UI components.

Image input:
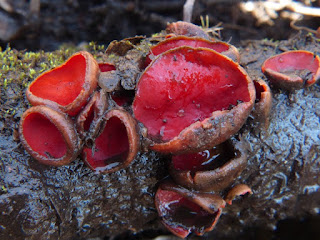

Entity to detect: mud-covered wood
[0,32,319,240]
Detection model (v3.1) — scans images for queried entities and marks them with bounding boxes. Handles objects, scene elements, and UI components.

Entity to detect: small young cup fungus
[26,51,99,116]
[166,21,211,40]
[133,47,255,154]
[225,184,253,205]
[155,180,225,238]
[76,90,108,140]
[110,90,135,107]
[19,105,80,166]
[261,50,320,90]
[98,62,116,72]
[82,109,139,173]
[252,79,272,130]
[145,36,240,66]
[169,140,247,191]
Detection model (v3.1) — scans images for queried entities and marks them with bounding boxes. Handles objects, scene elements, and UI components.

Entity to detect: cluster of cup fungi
[18,21,320,238]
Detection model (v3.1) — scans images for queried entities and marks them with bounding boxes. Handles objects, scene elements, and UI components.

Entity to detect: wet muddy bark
[0,30,319,240]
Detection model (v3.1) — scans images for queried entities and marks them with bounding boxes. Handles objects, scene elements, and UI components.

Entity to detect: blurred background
[0,0,319,51]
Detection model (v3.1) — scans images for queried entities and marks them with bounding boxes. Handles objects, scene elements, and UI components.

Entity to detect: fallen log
[0,30,319,240]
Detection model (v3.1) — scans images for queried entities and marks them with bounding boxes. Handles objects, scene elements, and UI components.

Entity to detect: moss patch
[0,43,110,137]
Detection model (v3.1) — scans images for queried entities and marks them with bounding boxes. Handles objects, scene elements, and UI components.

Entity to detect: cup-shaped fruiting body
[166,21,211,40]
[19,105,80,166]
[169,140,247,192]
[155,180,225,238]
[110,90,135,107]
[26,51,99,116]
[98,63,116,72]
[252,79,272,130]
[145,36,240,66]
[133,47,255,154]
[76,90,108,140]
[225,184,253,205]
[261,50,320,90]
[82,109,139,173]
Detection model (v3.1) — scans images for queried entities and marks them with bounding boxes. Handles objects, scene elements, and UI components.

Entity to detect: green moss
[0,46,77,92]
[200,15,210,29]
[88,41,107,54]
[0,46,79,124]
[0,43,110,135]
[0,43,113,91]
[151,33,161,38]
[0,43,109,104]
[1,185,7,193]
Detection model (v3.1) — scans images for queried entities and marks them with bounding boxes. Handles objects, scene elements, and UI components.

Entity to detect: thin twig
[223,22,259,35]
[30,0,40,14]
[290,19,318,35]
[0,0,13,12]
[287,2,320,17]
[183,0,195,22]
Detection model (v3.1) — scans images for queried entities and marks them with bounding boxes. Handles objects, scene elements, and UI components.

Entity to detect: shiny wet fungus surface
[134,47,250,142]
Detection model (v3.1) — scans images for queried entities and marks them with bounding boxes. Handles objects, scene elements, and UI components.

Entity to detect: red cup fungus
[110,90,135,107]
[133,46,255,154]
[76,90,108,140]
[166,21,211,40]
[225,184,253,205]
[252,79,272,129]
[155,180,225,238]
[169,140,247,191]
[98,63,116,72]
[19,105,80,166]
[145,36,240,66]
[261,50,320,90]
[82,109,139,173]
[26,51,99,116]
